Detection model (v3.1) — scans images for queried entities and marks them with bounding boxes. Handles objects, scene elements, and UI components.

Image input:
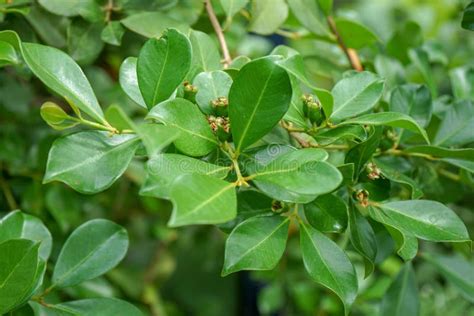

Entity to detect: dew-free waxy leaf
[249,0,288,35]
[44,131,140,194]
[287,0,331,37]
[434,100,474,147]
[193,71,233,114]
[222,215,290,276]
[119,57,147,108]
[52,219,129,288]
[304,193,348,233]
[380,263,419,316]
[348,206,377,277]
[137,28,191,109]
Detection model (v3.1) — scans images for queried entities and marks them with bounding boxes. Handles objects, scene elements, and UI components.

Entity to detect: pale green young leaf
[52,219,129,288]
[222,216,290,276]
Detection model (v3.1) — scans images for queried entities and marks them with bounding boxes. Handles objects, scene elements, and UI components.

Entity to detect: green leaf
[188,30,221,79]
[450,66,474,100]
[423,252,474,302]
[0,30,21,51]
[462,2,474,31]
[390,84,432,128]
[341,112,429,144]
[0,41,19,66]
[376,200,470,242]
[0,239,40,315]
[140,153,230,199]
[304,194,348,233]
[40,101,79,130]
[300,223,358,315]
[334,18,379,49]
[136,123,180,158]
[44,131,140,194]
[249,0,288,35]
[403,145,474,160]
[229,57,292,152]
[52,219,129,288]
[287,0,331,37]
[375,159,423,199]
[345,127,382,177]
[434,100,474,147]
[408,48,437,98]
[380,263,419,316]
[330,71,384,121]
[137,28,191,109]
[38,0,100,18]
[250,148,342,203]
[101,21,125,46]
[348,205,377,277]
[193,71,233,114]
[25,6,67,48]
[0,210,52,261]
[168,173,236,227]
[31,298,142,316]
[121,12,187,38]
[67,20,104,65]
[22,43,106,124]
[119,57,147,108]
[222,215,290,276]
[220,0,248,20]
[314,125,366,146]
[386,21,423,64]
[147,98,218,157]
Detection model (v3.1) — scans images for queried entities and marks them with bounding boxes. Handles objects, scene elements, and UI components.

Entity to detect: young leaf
[0,239,40,315]
[22,43,106,124]
[348,206,377,277]
[141,154,230,199]
[300,223,358,315]
[304,194,348,233]
[434,100,474,147]
[422,253,474,302]
[229,57,292,153]
[380,263,419,316]
[137,28,191,109]
[222,216,290,276]
[44,131,140,194]
[119,57,147,108]
[341,112,429,144]
[330,71,384,121]
[40,101,79,130]
[249,0,288,35]
[0,210,52,261]
[193,71,233,114]
[52,219,129,288]
[147,98,218,157]
[377,200,470,242]
[168,174,237,227]
[31,298,143,316]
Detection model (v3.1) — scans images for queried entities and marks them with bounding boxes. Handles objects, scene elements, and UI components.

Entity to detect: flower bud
[183,81,197,103]
[207,115,231,141]
[354,189,369,208]
[211,96,229,116]
[366,162,382,180]
[302,94,324,126]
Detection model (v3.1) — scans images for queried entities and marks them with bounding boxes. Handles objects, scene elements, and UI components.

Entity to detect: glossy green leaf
[304,194,348,233]
[193,71,233,114]
[0,41,19,66]
[119,57,147,108]
[101,21,125,46]
[137,28,191,109]
[341,112,429,144]
[334,18,379,49]
[168,173,236,227]
[434,100,474,147]
[188,30,221,78]
[222,215,290,276]
[380,263,419,316]
[287,0,331,37]
[31,298,142,316]
[345,127,382,177]
[44,131,140,194]
[249,0,288,35]
[300,223,358,315]
[121,12,186,38]
[229,57,292,152]
[390,83,432,128]
[462,2,474,30]
[0,210,52,260]
[22,43,106,124]
[140,153,230,199]
[423,252,474,302]
[377,200,470,242]
[67,20,104,65]
[52,219,129,288]
[147,98,218,156]
[330,71,384,121]
[0,239,40,315]
[348,206,377,277]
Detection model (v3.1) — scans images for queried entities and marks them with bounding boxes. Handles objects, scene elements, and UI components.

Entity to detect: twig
[327,16,363,71]
[204,0,232,68]
[0,167,17,210]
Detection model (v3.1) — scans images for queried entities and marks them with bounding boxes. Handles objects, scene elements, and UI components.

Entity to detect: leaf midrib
[331,79,381,119]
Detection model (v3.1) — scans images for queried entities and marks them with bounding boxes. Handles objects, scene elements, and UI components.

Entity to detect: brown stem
[204,0,232,68]
[0,170,17,210]
[327,16,363,71]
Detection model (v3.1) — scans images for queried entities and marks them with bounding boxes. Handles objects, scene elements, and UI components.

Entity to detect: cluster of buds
[183,81,197,102]
[366,162,382,180]
[302,94,325,126]
[207,115,231,141]
[211,96,229,116]
[354,189,370,208]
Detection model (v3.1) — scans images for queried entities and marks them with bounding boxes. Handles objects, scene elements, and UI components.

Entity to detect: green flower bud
[183,81,197,103]
[302,94,325,126]
[211,96,229,116]
[208,115,231,141]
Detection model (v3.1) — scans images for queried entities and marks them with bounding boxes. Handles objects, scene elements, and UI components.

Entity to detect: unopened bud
[183,81,197,102]
[302,94,324,126]
[211,96,229,116]
[366,162,382,180]
[354,189,370,208]
[208,115,231,141]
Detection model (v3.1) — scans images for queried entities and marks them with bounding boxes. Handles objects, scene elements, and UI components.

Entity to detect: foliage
[0,0,473,315]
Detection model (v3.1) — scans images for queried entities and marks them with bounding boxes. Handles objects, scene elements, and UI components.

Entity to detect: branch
[204,0,232,68]
[327,16,363,72]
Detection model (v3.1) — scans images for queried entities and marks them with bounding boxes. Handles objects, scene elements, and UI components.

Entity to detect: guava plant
[0,0,473,315]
